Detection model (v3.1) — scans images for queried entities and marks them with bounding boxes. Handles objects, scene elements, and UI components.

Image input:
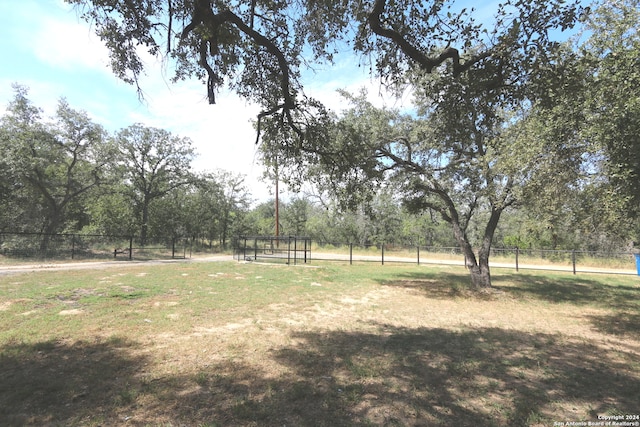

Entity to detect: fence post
[128,236,133,260]
[572,249,576,275]
[350,243,353,265]
[243,237,247,261]
[287,237,291,265]
[71,234,76,260]
[515,247,519,272]
[294,237,297,265]
[382,244,385,265]
[417,246,420,265]
[254,238,258,260]
[172,238,176,259]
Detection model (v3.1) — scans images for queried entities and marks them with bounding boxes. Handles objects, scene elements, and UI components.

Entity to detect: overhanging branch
[367,0,491,75]
[182,0,299,142]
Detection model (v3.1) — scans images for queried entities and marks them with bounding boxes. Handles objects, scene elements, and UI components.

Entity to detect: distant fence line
[0,232,190,261]
[234,236,640,276]
[1,232,638,275]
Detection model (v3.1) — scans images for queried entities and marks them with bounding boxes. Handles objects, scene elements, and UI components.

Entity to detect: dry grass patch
[0,262,638,426]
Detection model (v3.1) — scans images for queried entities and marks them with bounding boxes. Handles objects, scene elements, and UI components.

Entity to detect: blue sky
[0,0,392,202]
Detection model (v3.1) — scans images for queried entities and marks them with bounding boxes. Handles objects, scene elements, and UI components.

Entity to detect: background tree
[579,0,640,243]
[0,86,111,250]
[181,175,226,248]
[115,124,195,245]
[215,171,251,248]
[0,86,42,232]
[149,186,191,242]
[507,0,640,248]
[81,187,138,237]
[280,197,310,237]
[243,201,277,236]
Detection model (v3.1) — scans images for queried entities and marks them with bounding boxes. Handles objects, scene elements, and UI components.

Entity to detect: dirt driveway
[0,255,234,276]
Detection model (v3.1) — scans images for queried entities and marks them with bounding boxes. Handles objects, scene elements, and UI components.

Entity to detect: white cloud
[2,0,109,73]
[32,19,110,72]
[302,60,415,114]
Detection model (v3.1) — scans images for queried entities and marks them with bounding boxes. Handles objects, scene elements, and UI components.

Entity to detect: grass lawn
[0,261,638,426]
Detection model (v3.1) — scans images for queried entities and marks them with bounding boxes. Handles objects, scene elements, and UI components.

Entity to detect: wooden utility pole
[274,159,280,244]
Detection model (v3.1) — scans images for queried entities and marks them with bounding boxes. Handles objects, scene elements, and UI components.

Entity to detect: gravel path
[0,255,234,276]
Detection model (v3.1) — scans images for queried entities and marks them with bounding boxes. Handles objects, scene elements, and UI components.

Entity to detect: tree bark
[449,204,504,289]
[468,257,492,288]
[140,196,150,246]
[39,206,63,255]
[469,205,504,289]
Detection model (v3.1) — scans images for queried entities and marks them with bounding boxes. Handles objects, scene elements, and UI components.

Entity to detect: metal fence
[234,236,312,265]
[0,232,191,261]
[234,237,640,276]
[2,232,637,275]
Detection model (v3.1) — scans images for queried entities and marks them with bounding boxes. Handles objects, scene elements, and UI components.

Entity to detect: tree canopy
[581,0,640,213]
[67,0,586,142]
[115,124,196,244]
[0,85,112,245]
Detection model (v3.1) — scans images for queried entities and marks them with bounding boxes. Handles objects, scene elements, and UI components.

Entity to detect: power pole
[274,159,280,244]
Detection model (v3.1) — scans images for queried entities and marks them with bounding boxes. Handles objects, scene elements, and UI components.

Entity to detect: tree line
[0,85,246,249]
[1,78,637,258]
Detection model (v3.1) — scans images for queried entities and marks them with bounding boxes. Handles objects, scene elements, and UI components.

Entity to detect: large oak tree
[115,124,195,245]
[0,86,112,251]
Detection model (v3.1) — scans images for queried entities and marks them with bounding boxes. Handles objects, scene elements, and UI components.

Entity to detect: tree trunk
[140,195,150,246]
[468,255,492,288]
[468,205,504,289]
[450,205,504,290]
[458,241,492,289]
[39,208,63,255]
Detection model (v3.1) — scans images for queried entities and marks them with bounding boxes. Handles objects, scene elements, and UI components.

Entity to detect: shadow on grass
[493,274,640,336]
[266,326,640,426]
[586,311,640,337]
[159,325,639,426]
[379,270,640,310]
[0,337,146,426]
[377,270,477,300]
[2,325,639,426]
[492,273,640,311]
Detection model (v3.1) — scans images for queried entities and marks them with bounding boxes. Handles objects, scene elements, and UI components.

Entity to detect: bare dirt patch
[58,308,84,316]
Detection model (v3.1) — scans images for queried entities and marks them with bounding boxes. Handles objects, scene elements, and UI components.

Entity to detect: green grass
[0,261,638,426]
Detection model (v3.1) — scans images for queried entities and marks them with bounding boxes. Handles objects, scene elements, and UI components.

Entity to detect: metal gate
[234,236,311,265]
